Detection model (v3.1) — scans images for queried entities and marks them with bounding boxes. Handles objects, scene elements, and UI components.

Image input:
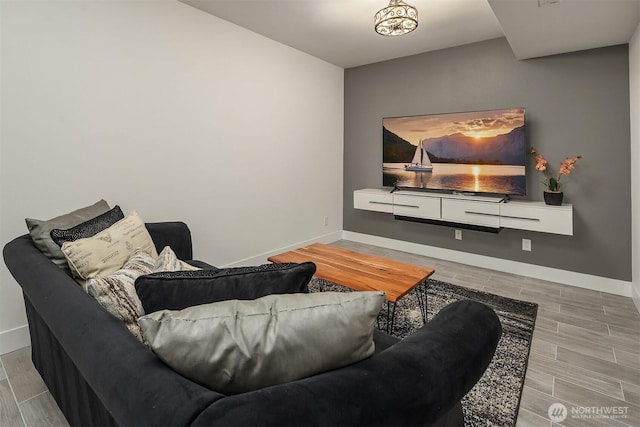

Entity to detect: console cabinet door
[393,194,441,220]
[353,189,394,213]
[500,202,573,235]
[441,199,500,227]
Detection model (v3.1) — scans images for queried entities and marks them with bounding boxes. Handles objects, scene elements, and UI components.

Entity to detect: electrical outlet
[455,229,462,240]
[323,216,329,226]
[522,238,531,251]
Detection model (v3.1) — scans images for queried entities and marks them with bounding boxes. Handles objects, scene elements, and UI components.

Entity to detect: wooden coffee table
[267,243,434,333]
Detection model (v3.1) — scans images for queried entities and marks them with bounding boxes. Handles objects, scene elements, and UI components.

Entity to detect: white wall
[0,1,344,353]
[631,20,640,313]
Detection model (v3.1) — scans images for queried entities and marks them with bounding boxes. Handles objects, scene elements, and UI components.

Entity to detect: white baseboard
[632,284,640,313]
[342,231,633,298]
[221,231,344,268]
[0,325,30,356]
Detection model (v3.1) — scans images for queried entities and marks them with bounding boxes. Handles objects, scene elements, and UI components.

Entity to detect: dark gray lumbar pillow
[50,205,124,247]
[139,291,385,395]
[135,262,316,314]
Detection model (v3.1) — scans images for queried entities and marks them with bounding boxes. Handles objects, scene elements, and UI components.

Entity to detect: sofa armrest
[191,300,501,427]
[145,221,193,261]
[3,235,222,427]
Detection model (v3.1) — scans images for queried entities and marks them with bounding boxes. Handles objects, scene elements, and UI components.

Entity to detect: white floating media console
[353,188,573,236]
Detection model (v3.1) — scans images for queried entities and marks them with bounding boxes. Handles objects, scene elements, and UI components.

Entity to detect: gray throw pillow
[25,200,111,271]
[139,291,385,395]
[50,205,124,247]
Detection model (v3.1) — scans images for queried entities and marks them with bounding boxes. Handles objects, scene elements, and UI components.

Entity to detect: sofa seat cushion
[135,262,316,314]
[139,291,385,395]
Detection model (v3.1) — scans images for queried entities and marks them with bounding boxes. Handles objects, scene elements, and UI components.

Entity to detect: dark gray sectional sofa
[3,221,502,426]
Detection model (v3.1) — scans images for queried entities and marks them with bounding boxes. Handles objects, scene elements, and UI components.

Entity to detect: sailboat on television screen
[405,139,433,172]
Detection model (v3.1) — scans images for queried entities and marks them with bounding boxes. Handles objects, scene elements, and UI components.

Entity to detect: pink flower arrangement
[530,148,582,192]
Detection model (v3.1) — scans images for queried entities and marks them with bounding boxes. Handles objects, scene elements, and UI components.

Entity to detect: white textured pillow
[87,250,156,343]
[139,291,385,395]
[154,246,200,273]
[62,210,158,280]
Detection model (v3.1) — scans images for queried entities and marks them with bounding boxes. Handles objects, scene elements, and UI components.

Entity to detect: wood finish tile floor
[1,240,638,426]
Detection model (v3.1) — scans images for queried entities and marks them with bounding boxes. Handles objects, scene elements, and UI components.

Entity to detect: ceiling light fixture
[374,0,418,37]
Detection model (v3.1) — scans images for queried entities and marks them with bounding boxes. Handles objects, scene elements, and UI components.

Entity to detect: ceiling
[179,0,640,68]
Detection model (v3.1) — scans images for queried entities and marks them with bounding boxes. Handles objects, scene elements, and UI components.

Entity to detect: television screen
[383,108,526,196]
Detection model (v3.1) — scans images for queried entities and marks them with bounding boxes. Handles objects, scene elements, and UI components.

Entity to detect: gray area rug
[308,278,538,427]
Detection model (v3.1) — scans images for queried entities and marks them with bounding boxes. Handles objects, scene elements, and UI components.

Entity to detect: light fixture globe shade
[374,0,418,36]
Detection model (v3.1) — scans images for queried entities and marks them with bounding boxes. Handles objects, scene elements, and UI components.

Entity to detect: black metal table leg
[386,300,397,334]
[414,281,428,323]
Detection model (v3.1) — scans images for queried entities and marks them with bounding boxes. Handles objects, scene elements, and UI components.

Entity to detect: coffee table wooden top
[267,243,434,303]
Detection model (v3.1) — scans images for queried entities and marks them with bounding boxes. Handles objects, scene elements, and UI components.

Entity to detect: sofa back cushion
[135,262,316,314]
[139,291,385,395]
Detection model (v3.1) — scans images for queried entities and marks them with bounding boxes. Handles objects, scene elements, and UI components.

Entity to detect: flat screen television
[383,108,526,196]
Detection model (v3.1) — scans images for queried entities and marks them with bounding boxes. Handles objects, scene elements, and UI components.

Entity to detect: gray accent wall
[344,38,631,281]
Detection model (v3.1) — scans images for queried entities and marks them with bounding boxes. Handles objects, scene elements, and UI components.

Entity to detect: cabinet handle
[464,211,500,218]
[369,201,419,209]
[500,215,540,222]
[394,203,420,208]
